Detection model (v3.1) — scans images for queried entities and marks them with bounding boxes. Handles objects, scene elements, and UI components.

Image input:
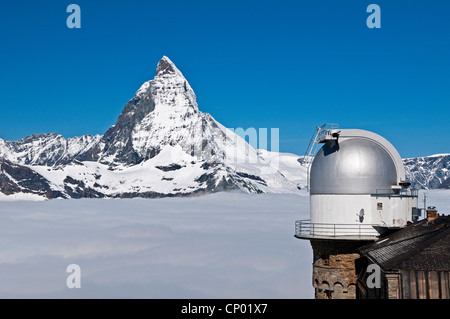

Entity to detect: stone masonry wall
[310,239,370,299]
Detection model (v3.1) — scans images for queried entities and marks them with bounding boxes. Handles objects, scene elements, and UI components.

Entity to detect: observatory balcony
[294,220,381,241]
[372,188,419,198]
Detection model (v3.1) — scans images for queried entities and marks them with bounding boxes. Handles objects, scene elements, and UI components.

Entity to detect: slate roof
[358,216,450,272]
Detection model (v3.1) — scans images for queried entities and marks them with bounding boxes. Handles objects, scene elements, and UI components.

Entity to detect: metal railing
[372,188,419,197]
[299,124,339,191]
[316,123,339,142]
[295,220,380,239]
[299,123,339,167]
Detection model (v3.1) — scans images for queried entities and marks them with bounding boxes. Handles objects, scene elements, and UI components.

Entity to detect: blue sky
[0,0,449,158]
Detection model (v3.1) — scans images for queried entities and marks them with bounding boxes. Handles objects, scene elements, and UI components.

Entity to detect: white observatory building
[296,124,419,299]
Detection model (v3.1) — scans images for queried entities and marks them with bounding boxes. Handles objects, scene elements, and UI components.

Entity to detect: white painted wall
[310,194,418,236]
[371,195,417,227]
[310,194,378,236]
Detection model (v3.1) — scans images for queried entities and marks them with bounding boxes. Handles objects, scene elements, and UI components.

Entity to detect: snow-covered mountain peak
[156,55,179,76]
[0,133,101,166]
[82,56,205,166]
[0,56,307,199]
[135,56,197,111]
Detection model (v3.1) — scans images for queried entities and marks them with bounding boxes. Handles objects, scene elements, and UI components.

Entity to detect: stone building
[356,214,450,299]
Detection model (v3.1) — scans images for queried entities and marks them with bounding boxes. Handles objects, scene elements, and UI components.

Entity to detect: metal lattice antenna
[299,124,339,190]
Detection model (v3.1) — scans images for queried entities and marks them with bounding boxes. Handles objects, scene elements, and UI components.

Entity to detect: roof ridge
[362,224,444,253]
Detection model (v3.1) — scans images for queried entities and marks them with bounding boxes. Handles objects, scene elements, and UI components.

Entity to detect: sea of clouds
[0,191,313,298]
[0,189,447,299]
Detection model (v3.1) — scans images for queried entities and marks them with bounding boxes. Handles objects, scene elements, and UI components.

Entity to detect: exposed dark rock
[236,172,266,184]
[64,184,105,199]
[438,178,450,189]
[200,162,218,170]
[404,154,450,189]
[0,158,65,199]
[195,172,215,184]
[63,176,85,188]
[157,56,177,75]
[156,164,183,172]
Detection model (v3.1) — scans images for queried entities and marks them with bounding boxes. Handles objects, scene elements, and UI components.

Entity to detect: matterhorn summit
[0,56,304,199]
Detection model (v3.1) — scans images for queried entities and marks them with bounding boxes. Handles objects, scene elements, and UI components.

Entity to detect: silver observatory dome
[310,138,398,195]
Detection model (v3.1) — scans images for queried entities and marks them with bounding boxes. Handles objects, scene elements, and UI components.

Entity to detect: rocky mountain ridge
[403,154,450,190]
[0,56,304,199]
[0,57,448,200]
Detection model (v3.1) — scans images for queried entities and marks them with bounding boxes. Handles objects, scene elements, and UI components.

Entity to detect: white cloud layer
[0,191,313,298]
[1,189,446,299]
